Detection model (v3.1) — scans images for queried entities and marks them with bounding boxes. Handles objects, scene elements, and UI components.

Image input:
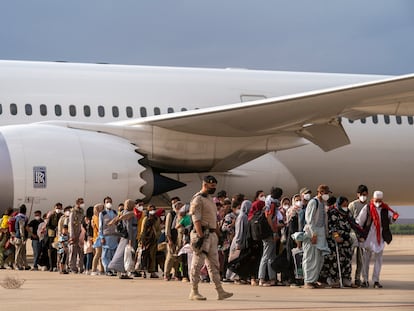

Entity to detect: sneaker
[119,274,133,279]
[361,281,369,288]
[31,266,39,271]
[354,279,361,287]
[373,282,383,289]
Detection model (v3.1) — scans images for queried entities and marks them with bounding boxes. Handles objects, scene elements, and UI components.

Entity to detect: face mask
[149,210,156,215]
[304,193,311,201]
[55,209,62,214]
[294,201,302,208]
[137,205,144,212]
[35,216,41,221]
[207,188,216,195]
[359,195,367,203]
[374,202,381,208]
[322,194,330,201]
[160,215,165,221]
[341,206,348,212]
[259,196,266,202]
[283,204,289,210]
[65,211,70,216]
[79,203,85,209]
[105,203,112,209]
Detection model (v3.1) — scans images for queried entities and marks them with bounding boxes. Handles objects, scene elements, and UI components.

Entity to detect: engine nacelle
[0,123,149,214]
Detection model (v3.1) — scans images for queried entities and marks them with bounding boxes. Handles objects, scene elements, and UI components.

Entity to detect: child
[57,224,69,274]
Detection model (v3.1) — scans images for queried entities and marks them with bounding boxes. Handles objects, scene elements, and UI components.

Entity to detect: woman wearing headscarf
[107,199,138,279]
[228,200,259,285]
[322,196,363,287]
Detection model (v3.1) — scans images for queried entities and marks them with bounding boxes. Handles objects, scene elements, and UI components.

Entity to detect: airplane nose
[0,131,14,213]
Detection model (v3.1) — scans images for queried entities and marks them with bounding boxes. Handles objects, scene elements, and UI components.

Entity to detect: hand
[311,234,317,244]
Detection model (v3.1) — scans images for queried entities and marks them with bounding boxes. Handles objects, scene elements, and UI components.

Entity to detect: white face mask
[294,201,302,208]
[359,195,367,203]
[259,196,266,202]
[79,203,85,209]
[65,211,70,216]
[105,203,112,209]
[34,216,41,221]
[283,204,289,210]
[322,194,330,201]
[149,210,156,215]
[137,205,144,212]
[341,206,348,211]
[374,202,381,208]
[55,209,62,214]
[303,193,311,201]
[160,215,165,221]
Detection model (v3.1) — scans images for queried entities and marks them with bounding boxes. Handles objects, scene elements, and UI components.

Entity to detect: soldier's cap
[203,175,217,184]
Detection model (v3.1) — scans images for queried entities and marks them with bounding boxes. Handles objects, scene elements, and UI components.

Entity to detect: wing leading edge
[115,73,414,152]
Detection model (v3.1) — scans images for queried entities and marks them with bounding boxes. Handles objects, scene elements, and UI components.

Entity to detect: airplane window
[140,107,147,117]
[384,115,390,124]
[408,116,413,125]
[84,105,91,117]
[348,119,354,124]
[112,106,119,118]
[55,105,62,116]
[126,106,133,118]
[69,105,76,117]
[167,107,174,113]
[98,106,105,117]
[0,104,2,115]
[396,116,402,125]
[361,118,366,124]
[25,104,33,116]
[10,104,17,116]
[154,107,161,115]
[40,104,47,116]
[372,115,378,124]
[181,108,188,112]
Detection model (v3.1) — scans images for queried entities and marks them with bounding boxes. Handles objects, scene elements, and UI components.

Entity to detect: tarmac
[1,235,413,311]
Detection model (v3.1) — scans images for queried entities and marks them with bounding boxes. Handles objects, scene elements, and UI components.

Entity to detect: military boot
[189,288,207,300]
[216,286,233,300]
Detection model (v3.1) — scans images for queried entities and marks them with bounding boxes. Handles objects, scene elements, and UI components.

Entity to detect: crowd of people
[0,181,399,295]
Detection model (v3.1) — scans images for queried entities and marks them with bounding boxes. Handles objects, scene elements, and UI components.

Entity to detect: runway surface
[1,236,413,311]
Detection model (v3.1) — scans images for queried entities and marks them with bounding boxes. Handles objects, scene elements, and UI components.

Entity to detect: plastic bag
[124,244,135,272]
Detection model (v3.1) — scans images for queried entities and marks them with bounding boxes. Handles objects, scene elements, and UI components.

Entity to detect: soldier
[188,175,233,301]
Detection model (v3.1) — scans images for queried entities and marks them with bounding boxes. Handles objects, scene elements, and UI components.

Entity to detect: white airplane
[0,60,413,215]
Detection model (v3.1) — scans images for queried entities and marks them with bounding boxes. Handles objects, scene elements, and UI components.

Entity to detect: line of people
[0,182,399,292]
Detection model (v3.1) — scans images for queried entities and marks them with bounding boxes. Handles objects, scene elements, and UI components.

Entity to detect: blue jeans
[32,239,41,268]
[258,237,276,280]
[102,247,116,272]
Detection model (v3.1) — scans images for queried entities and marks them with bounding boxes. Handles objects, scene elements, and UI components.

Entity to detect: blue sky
[1,0,413,74]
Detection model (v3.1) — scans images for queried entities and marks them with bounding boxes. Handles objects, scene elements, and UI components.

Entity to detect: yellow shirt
[0,215,10,230]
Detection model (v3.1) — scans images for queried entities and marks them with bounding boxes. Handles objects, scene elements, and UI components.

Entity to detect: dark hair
[170,196,180,202]
[64,206,72,212]
[217,190,227,198]
[55,202,63,208]
[327,196,337,206]
[34,210,42,215]
[5,207,13,216]
[357,185,368,194]
[103,196,112,203]
[337,196,349,207]
[254,190,264,200]
[19,204,27,214]
[270,187,283,200]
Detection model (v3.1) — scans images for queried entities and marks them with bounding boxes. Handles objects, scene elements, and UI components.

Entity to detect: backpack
[8,212,18,233]
[249,210,273,241]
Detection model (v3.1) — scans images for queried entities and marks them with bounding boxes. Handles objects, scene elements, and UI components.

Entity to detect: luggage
[291,247,304,279]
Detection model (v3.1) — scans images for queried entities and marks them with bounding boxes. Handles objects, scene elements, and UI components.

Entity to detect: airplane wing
[114,73,414,152]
